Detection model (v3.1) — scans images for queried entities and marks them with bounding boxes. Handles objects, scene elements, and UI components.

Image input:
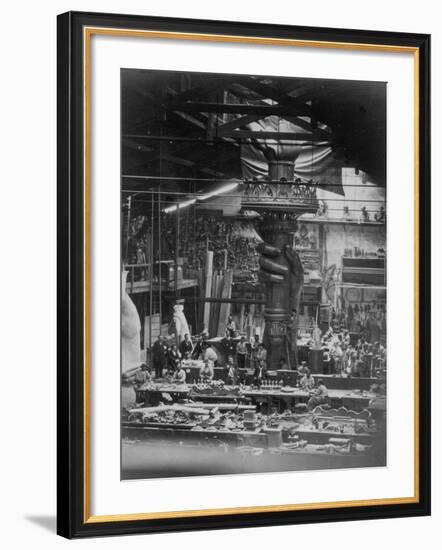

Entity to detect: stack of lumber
[201,250,234,338]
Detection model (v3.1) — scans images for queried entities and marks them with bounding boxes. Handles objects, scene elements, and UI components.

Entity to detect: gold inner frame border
[82,26,420,524]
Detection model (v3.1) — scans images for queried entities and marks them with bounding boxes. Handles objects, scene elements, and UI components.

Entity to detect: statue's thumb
[285,245,303,275]
[284,244,296,266]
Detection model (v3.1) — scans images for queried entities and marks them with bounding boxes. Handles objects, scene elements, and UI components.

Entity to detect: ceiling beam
[284,116,331,139]
[174,102,311,116]
[172,110,206,129]
[124,139,155,153]
[173,104,331,139]
[217,114,264,135]
[163,78,229,107]
[230,78,332,138]
[234,77,309,115]
[220,130,331,141]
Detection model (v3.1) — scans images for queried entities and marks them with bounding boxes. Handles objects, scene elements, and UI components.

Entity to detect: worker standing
[253,359,266,387]
[152,336,167,379]
[226,356,238,385]
[236,336,247,369]
[179,333,193,359]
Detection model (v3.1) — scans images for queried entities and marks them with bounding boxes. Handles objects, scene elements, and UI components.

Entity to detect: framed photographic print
[57,11,431,538]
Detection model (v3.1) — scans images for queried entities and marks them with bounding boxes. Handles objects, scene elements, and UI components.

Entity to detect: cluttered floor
[121,373,386,479]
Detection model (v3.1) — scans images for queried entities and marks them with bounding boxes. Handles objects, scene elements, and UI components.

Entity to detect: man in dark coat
[222,333,237,361]
[253,359,266,387]
[179,333,193,359]
[152,335,167,379]
[167,344,181,371]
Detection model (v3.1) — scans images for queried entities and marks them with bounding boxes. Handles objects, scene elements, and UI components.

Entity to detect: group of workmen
[320,329,387,377]
[145,315,271,380]
[139,331,229,385]
[134,326,330,410]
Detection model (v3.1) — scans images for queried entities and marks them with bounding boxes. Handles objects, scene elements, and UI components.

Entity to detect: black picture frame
[57,10,431,538]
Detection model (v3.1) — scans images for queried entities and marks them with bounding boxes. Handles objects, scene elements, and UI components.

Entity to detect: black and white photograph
[0,0,434,544]
[121,69,387,480]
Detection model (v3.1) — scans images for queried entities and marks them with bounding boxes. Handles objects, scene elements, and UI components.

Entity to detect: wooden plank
[197,270,205,332]
[210,273,220,337]
[208,274,215,336]
[222,250,228,270]
[213,273,223,336]
[202,251,213,332]
[209,273,219,337]
[239,303,245,334]
[144,314,160,347]
[217,269,233,337]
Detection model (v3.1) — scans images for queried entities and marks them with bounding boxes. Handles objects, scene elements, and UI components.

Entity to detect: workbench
[134,381,382,412]
[135,384,250,406]
[242,387,381,412]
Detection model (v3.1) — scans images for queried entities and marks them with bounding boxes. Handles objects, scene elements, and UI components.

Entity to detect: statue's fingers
[285,245,303,271]
[258,270,285,284]
[259,257,288,275]
[256,242,281,257]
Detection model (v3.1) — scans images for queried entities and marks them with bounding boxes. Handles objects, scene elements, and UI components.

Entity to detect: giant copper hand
[257,242,304,308]
[257,240,304,368]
